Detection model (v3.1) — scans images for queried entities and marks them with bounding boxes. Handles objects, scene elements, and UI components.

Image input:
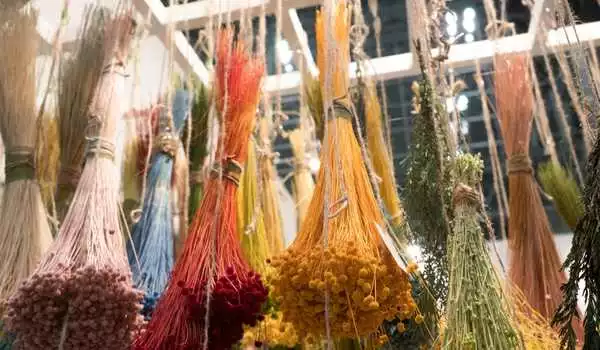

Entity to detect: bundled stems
[0,3,53,314]
[127,90,190,318]
[494,54,582,340]
[188,83,211,220]
[55,6,114,222]
[288,128,316,226]
[538,161,584,231]
[5,10,143,349]
[132,29,267,350]
[257,118,285,254]
[443,153,523,350]
[363,79,404,230]
[553,97,600,350]
[270,3,417,343]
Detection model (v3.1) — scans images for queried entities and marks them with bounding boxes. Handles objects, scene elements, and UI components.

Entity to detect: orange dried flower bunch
[269,1,417,340]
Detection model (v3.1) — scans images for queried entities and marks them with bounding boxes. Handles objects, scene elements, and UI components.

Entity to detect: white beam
[132,0,210,83]
[285,8,318,76]
[166,0,268,30]
[265,20,600,95]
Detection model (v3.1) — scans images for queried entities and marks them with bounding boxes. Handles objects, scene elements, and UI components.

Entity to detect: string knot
[452,183,480,208]
[190,169,205,185]
[85,137,115,161]
[508,153,533,174]
[5,147,35,183]
[155,132,178,158]
[327,96,353,121]
[210,157,243,187]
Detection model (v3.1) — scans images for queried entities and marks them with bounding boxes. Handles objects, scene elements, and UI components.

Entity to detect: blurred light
[446,97,454,112]
[456,94,469,112]
[445,11,458,37]
[276,39,293,65]
[308,157,320,174]
[284,63,294,73]
[445,12,457,24]
[463,7,476,20]
[464,33,475,43]
[462,17,476,33]
[461,119,470,135]
[445,97,455,112]
[406,244,422,262]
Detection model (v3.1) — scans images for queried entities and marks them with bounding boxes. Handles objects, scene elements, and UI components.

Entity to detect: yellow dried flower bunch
[271,245,416,337]
[242,313,299,348]
[270,1,417,339]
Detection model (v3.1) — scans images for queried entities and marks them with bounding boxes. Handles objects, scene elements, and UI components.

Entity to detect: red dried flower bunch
[133,28,267,350]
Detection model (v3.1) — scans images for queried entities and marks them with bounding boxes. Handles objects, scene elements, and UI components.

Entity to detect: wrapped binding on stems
[538,161,584,231]
[493,54,583,338]
[553,99,600,350]
[270,3,416,342]
[0,4,53,346]
[132,28,268,350]
[443,153,523,350]
[5,11,143,350]
[55,6,114,222]
[127,89,190,318]
[289,128,316,226]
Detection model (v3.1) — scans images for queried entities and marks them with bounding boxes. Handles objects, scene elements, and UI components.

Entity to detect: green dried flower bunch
[404,70,455,304]
[538,161,584,231]
[553,134,600,350]
[188,82,211,218]
[443,153,524,350]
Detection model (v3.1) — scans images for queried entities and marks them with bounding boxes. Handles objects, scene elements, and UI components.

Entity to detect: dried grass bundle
[188,83,211,218]
[443,153,523,350]
[538,161,584,231]
[5,11,143,349]
[404,72,454,304]
[270,3,416,342]
[55,6,114,221]
[133,29,267,350]
[363,80,403,229]
[553,102,600,350]
[494,54,582,337]
[0,3,52,311]
[126,90,190,318]
[35,114,59,215]
[289,128,315,226]
[258,118,285,254]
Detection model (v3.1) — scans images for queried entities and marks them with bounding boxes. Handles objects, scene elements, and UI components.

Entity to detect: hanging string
[538,39,585,185]
[529,59,559,164]
[474,60,509,245]
[552,44,592,154]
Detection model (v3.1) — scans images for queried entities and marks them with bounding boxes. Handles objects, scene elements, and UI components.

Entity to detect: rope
[453,183,481,209]
[5,148,35,183]
[85,137,116,161]
[507,154,533,175]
